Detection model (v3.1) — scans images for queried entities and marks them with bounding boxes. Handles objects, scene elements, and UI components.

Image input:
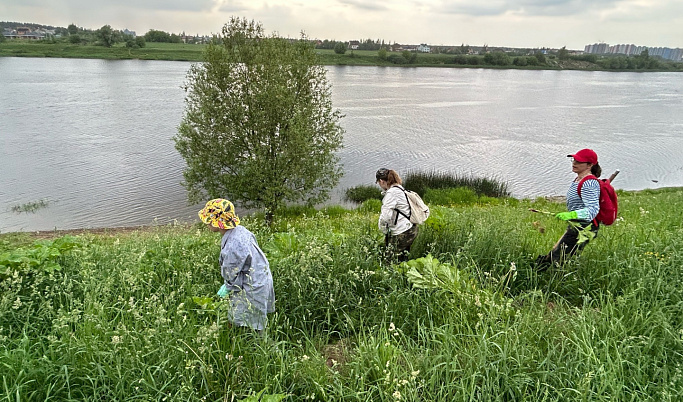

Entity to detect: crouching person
[199,199,275,332]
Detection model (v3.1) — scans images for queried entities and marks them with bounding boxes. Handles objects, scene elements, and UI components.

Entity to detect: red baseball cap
[568,148,598,164]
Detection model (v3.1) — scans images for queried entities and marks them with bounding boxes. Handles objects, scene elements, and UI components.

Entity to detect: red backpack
[577,175,618,225]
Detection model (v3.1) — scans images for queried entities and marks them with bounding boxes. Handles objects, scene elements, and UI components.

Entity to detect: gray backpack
[395,186,430,225]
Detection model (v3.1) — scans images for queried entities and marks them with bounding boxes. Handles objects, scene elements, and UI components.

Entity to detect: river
[1,57,682,232]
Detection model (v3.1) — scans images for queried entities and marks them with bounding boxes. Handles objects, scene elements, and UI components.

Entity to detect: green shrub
[344,184,383,203]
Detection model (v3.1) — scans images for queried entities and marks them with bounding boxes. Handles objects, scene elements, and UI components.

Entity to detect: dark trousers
[385,225,419,263]
[537,222,598,269]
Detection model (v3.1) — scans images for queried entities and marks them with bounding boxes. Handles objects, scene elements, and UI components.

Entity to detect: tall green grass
[1,188,682,400]
[403,170,510,198]
[344,171,510,204]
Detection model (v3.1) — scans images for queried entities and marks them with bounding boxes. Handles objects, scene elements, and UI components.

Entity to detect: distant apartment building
[584,42,683,61]
[584,43,609,54]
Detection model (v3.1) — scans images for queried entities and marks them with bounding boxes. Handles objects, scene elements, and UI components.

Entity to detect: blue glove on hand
[217,284,230,298]
[555,211,578,221]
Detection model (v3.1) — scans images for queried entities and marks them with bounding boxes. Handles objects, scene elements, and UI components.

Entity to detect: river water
[1,57,682,232]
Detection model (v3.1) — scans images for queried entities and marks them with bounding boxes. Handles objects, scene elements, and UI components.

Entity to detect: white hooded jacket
[378,185,413,235]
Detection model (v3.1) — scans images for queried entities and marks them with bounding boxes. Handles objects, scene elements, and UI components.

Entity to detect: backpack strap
[392,185,412,224]
[576,174,599,227]
[576,174,597,198]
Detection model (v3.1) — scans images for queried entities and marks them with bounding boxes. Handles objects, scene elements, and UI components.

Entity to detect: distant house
[348,40,360,50]
[417,44,430,53]
[391,44,411,52]
[3,27,45,40]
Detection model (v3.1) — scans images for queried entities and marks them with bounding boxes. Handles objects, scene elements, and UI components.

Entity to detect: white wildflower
[12,297,22,310]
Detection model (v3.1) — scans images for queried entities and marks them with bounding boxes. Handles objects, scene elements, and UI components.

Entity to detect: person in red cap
[536,148,603,269]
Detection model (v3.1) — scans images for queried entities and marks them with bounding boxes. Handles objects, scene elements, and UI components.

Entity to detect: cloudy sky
[3,0,682,49]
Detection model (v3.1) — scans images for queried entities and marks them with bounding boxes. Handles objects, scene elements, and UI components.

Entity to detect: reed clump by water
[344,170,510,204]
[403,170,510,198]
[1,187,682,401]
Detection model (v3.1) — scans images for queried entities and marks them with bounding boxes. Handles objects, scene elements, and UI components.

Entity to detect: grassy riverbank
[2,187,682,400]
[0,41,206,61]
[2,41,681,71]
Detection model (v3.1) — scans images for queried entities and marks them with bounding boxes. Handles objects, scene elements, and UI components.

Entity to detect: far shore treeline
[1,22,682,71]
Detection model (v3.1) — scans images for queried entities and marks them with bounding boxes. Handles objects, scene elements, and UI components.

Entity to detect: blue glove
[217,284,230,298]
[555,211,578,221]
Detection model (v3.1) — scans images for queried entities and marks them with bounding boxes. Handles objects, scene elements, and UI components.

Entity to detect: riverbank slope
[2,187,682,400]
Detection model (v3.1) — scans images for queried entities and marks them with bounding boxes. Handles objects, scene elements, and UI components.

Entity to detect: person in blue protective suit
[199,199,275,331]
[536,149,602,269]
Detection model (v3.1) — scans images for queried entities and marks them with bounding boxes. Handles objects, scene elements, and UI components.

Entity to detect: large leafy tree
[96,25,115,47]
[67,23,78,35]
[175,17,344,223]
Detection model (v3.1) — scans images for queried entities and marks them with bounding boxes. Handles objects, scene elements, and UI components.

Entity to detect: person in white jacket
[376,168,418,262]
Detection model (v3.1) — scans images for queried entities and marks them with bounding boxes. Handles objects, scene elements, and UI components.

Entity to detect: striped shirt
[566,178,600,222]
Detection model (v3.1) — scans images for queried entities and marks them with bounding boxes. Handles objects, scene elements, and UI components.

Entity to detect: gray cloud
[217,0,251,13]
[17,0,215,13]
[436,0,623,17]
[336,0,390,11]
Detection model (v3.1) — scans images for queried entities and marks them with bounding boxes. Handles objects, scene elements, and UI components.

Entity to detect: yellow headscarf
[198,199,241,229]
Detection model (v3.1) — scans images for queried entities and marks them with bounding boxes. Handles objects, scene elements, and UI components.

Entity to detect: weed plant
[1,188,682,400]
[10,199,50,213]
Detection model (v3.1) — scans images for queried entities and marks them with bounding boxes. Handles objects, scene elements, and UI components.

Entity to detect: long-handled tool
[607,169,620,183]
